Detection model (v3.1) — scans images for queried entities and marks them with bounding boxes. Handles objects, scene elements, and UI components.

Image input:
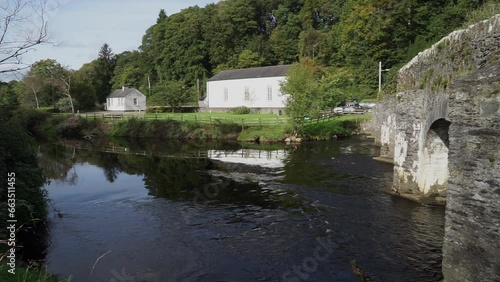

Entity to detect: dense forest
[1,0,497,112]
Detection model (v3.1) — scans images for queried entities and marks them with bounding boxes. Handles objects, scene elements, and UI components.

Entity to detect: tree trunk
[69,96,75,115]
[34,91,39,109]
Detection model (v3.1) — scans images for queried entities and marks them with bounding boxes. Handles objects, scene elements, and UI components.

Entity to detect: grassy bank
[0,264,62,282]
[302,115,372,140]
[19,109,371,142]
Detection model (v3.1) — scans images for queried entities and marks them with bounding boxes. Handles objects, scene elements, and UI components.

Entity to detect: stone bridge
[371,15,500,281]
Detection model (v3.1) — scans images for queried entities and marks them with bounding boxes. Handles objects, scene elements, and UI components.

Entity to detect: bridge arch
[372,14,500,282]
[416,118,451,196]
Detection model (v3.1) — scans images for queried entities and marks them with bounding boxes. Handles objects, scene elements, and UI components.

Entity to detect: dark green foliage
[149,81,195,110]
[112,0,488,102]
[108,119,242,140]
[302,116,369,140]
[0,81,20,106]
[56,116,89,137]
[93,44,117,103]
[12,108,51,136]
[230,106,251,115]
[0,108,47,239]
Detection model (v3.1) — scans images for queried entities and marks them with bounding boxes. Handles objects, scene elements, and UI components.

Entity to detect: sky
[19,0,218,71]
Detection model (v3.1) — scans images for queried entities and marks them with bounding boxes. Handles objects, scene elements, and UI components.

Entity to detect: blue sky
[22,0,218,70]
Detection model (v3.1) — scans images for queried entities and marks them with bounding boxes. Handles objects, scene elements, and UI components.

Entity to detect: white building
[204,65,291,114]
[106,87,147,111]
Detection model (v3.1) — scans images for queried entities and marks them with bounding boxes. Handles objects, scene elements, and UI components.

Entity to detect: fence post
[181,115,183,121]
[155,114,158,120]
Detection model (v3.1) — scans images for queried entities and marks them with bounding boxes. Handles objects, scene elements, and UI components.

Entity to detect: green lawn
[73,112,290,126]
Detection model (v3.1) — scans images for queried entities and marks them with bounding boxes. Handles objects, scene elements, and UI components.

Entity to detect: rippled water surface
[38,137,445,281]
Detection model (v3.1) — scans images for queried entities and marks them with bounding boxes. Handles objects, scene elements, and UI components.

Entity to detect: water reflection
[37,139,302,209]
[36,137,445,282]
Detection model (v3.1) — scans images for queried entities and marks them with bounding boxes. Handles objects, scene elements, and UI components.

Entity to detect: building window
[133,98,138,106]
[267,85,272,101]
[224,87,228,101]
[244,87,250,101]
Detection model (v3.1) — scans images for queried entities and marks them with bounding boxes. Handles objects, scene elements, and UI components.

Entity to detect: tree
[269,8,302,64]
[32,59,76,113]
[111,51,146,91]
[298,29,323,59]
[150,81,195,111]
[56,96,78,113]
[21,75,46,108]
[28,59,65,109]
[71,70,97,110]
[54,69,75,113]
[281,59,323,130]
[0,81,20,106]
[0,0,51,75]
[237,49,262,68]
[94,43,116,102]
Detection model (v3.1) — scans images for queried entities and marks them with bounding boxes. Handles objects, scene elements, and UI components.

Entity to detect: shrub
[13,108,51,136]
[0,110,47,241]
[230,106,251,115]
[56,97,79,113]
[57,116,88,137]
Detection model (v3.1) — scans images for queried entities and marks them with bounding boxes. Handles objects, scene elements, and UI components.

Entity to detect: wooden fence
[51,113,289,127]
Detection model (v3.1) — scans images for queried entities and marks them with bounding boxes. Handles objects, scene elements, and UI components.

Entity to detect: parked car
[343,103,365,114]
[333,107,344,114]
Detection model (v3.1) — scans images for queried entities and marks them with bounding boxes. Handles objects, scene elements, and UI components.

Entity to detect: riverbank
[19,109,371,142]
[0,264,61,282]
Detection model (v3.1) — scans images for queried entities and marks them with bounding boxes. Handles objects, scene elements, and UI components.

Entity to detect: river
[35,137,445,282]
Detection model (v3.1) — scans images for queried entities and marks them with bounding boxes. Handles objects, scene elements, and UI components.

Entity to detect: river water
[36,137,445,282]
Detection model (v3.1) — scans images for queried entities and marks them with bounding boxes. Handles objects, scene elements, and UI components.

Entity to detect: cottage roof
[107,87,143,98]
[208,65,292,82]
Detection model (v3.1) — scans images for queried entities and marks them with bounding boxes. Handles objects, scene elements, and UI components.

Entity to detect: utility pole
[378,61,390,100]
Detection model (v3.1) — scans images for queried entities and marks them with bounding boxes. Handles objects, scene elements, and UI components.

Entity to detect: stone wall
[398,15,500,92]
[443,64,500,282]
[371,14,500,281]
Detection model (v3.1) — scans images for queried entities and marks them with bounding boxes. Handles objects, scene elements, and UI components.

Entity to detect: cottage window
[224,87,228,101]
[133,98,138,106]
[267,86,272,101]
[244,87,250,101]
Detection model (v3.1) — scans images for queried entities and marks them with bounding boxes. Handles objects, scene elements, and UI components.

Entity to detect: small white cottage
[204,65,291,114]
[106,87,146,111]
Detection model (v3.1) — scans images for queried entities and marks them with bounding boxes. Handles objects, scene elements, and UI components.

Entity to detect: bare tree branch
[0,0,53,74]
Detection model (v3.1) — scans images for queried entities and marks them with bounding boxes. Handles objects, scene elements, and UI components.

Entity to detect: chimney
[122,86,125,91]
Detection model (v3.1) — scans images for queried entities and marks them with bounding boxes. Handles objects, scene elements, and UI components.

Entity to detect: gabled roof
[208,65,292,82]
[107,87,144,98]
